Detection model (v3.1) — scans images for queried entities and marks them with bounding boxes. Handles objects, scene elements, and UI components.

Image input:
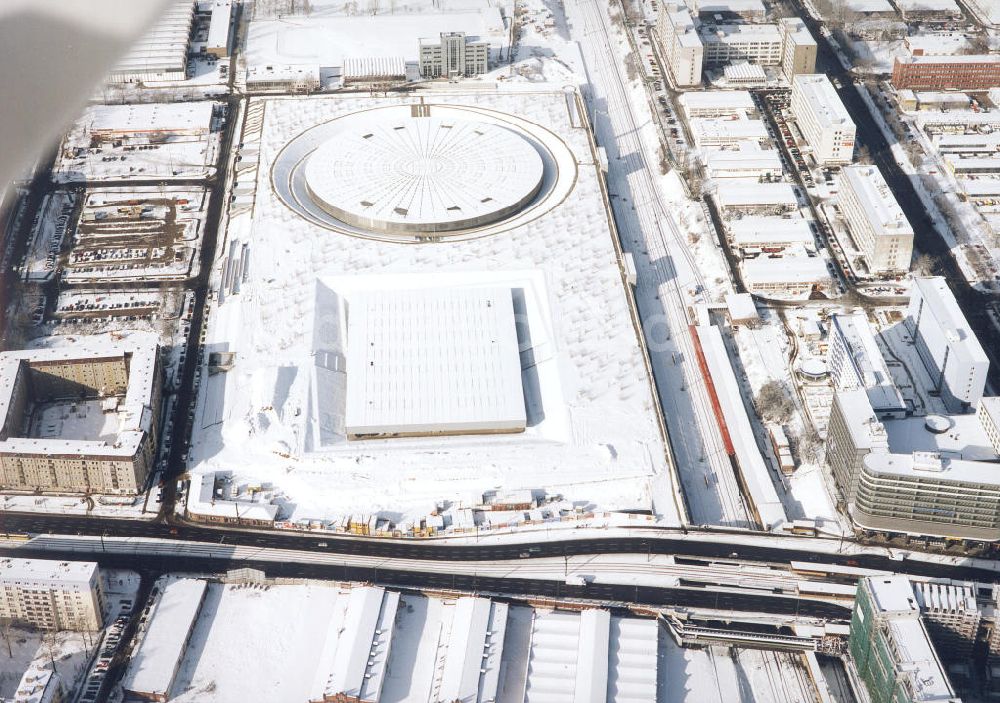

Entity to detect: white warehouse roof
[729,217,814,246]
[704,150,783,177]
[123,579,207,699]
[439,598,509,702]
[344,287,526,439]
[85,102,214,136]
[691,118,769,146]
[717,182,799,208]
[109,0,194,76]
[679,90,755,116]
[742,255,829,284]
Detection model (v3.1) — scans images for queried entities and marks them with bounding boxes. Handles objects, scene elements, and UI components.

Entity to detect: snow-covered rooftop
[303,117,544,233]
[343,56,406,80]
[191,91,675,524]
[246,9,506,69]
[729,217,814,246]
[0,336,159,459]
[829,312,906,414]
[439,597,508,702]
[901,54,1000,65]
[187,472,279,522]
[123,578,208,699]
[842,165,913,236]
[84,102,214,136]
[108,0,194,76]
[843,0,895,11]
[716,182,798,208]
[323,586,399,701]
[864,451,1000,486]
[690,118,768,146]
[867,575,919,615]
[704,149,782,175]
[679,90,755,117]
[911,276,988,369]
[344,286,527,438]
[885,413,999,462]
[0,558,97,588]
[793,74,853,129]
[741,255,829,284]
[205,0,232,52]
[895,0,959,10]
[700,23,782,44]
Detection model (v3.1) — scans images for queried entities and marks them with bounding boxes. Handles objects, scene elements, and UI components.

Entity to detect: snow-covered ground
[191,88,678,528]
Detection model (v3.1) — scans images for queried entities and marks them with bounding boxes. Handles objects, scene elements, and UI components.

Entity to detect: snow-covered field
[191,89,678,527]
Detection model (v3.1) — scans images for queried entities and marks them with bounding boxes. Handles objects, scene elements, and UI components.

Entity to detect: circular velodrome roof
[303,118,544,234]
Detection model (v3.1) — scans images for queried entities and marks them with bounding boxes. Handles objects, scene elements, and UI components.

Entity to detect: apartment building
[0,558,104,631]
[979,397,1000,456]
[827,313,906,416]
[790,74,856,165]
[907,276,989,413]
[701,24,784,67]
[913,581,981,660]
[839,165,914,274]
[418,32,488,78]
[0,339,162,495]
[850,576,958,703]
[826,388,889,504]
[778,18,817,80]
[657,4,704,87]
[892,55,1000,91]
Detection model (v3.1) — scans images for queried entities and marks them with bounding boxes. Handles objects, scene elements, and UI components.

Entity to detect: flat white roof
[326,586,399,701]
[895,0,959,9]
[717,182,798,207]
[246,63,320,82]
[701,23,782,44]
[906,35,968,55]
[867,575,919,615]
[694,0,766,13]
[844,0,894,11]
[123,578,207,698]
[779,17,816,44]
[0,558,97,588]
[865,450,1000,486]
[911,276,988,368]
[725,292,759,321]
[742,255,829,284]
[793,74,854,129]
[729,216,814,245]
[902,54,1000,64]
[188,472,279,522]
[439,598,508,702]
[205,0,233,51]
[830,312,906,413]
[834,389,888,450]
[575,609,611,702]
[885,413,999,461]
[344,287,526,438]
[679,90,755,113]
[110,0,194,75]
[946,156,1000,172]
[85,102,214,134]
[691,118,769,144]
[842,165,913,237]
[705,150,783,174]
[888,621,955,702]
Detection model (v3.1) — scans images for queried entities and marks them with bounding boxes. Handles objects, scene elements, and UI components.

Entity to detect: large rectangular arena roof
[344,287,526,439]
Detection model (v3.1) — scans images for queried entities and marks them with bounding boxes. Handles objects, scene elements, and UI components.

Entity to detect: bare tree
[755,380,794,424]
